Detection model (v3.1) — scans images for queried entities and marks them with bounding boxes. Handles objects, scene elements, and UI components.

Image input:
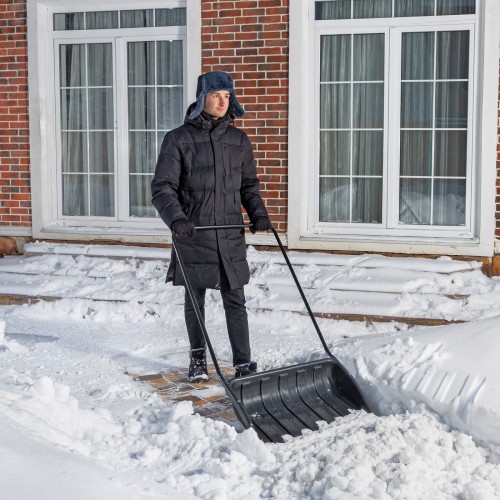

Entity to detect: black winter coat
[151,106,268,290]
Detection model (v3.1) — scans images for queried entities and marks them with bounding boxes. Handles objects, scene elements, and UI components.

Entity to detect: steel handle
[173,223,333,359]
[193,224,251,230]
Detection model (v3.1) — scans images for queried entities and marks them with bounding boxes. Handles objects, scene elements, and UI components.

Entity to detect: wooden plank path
[0,292,465,327]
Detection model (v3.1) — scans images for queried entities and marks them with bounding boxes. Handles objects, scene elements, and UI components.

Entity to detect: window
[309,0,478,239]
[319,32,385,224]
[27,0,199,239]
[54,7,186,221]
[315,0,476,19]
[59,42,116,217]
[399,30,470,226]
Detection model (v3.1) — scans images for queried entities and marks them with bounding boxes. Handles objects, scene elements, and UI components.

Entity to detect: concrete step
[0,292,463,327]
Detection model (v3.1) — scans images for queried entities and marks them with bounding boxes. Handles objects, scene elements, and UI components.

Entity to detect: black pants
[184,286,250,366]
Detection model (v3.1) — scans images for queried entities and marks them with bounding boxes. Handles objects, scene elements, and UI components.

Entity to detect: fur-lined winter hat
[188,71,245,120]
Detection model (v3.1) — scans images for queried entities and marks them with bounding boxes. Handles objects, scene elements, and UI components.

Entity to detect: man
[151,71,271,382]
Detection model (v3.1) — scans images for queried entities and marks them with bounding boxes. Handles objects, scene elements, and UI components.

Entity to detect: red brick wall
[1,1,498,242]
[0,0,30,227]
[200,0,289,232]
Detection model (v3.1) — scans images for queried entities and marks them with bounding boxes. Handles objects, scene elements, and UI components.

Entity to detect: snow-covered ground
[1,243,500,499]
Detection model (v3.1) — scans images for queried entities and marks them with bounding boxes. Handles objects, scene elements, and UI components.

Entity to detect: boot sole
[187,374,209,383]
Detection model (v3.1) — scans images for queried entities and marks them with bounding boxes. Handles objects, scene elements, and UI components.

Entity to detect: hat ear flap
[188,93,205,119]
[229,92,245,117]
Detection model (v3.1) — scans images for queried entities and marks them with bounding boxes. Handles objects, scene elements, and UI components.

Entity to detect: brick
[236,1,259,8]
[0,236,17,254]
[218,25,241,33]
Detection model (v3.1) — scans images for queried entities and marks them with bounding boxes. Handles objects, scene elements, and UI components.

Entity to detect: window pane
[353,83,384,128]
[401,82,433,128]
[399,179,431,224]
[400,131,432,177]
[319,177,351,222]
[320,84,351,129]
[62,132,88,173]
[353,131,383,176]
[320,131,350,175]
[128,42,155,86]
[88,44,113,86]
[58,42,116,220]
[402,32,434,81]
[399,28,470,228]
[395,0,435,17]
[157,87,183,130]
[435,82,468,128]
[89,132,114,173]
[436,31,469,80]
[157,41,183,86]
[433,179,465,225]
[130,175,156,217]
[353,34,384,81]
[120,10,154,28]
[129,132,156,174]
[320,35,351,82]
[63,174,88,216]
[85,11,118,30]
[127,40,183,218]
[434,130,467,177]
[353,0,392,19]
[59,45,85,87]
[88,89,113,130]
[436,0,475,15]
[315,1,351,20]
[315,0,475,18]
[157,132,166,155]
[352,178,382,223]
[128,88,155,130]
[54,13,84,31]
[61,89,87,130]
[90,175,114,216]
[155,8,187,27]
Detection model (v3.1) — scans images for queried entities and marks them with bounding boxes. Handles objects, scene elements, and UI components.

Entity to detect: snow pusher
[172,225,371,443]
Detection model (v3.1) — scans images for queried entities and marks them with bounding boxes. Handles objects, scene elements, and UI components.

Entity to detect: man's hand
[171,219,196,238]
[250,216,272,234]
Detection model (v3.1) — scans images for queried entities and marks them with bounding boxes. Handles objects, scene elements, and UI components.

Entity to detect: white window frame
[53,33,186,224]
[289,0,500,256]
[312,27,391,232]
[389,24,475,236]
[27,0,201,242]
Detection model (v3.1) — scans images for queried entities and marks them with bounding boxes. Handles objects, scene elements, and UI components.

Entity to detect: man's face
[203,90,230,118]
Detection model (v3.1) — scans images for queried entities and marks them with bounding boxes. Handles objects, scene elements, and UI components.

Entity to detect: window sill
[35,221,284,247]
[290,230,491,257]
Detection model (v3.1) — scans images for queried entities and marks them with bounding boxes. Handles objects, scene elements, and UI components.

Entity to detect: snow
[1,243,500,499]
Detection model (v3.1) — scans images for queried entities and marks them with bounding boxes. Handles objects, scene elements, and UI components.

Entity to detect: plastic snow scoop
[171,224,371,443]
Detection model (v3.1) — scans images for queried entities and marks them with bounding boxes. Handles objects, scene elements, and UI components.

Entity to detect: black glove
[250,216,272,234]
[171,218,196,238]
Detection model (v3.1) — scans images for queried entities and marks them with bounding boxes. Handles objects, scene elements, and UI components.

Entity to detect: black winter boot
[234,361,257,378]
[188,348,208,382]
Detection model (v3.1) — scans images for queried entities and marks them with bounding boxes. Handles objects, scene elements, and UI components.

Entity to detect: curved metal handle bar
[172,224,333,374]
[269,227,334,358]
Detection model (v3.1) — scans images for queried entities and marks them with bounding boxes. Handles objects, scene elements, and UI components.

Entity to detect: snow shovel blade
[228,358,370,443]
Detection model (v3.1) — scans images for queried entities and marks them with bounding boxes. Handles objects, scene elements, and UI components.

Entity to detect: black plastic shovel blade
[228,358,370,443]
